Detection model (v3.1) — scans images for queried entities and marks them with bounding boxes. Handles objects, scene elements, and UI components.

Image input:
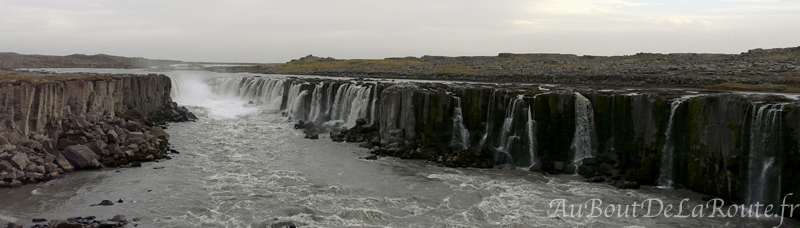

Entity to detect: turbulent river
[0,70,794,227]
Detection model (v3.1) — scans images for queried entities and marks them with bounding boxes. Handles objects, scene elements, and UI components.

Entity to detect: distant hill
[0,52,183,70]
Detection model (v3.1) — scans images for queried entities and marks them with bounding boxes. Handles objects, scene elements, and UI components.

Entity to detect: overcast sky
[1,0,799,63]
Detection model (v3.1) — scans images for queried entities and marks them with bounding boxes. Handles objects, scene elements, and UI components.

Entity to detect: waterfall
[330,84,350,121]
[265,80,286,111]
[494,95,527,167]
[570,92,597,169]
[657,97,689,187]
[451,97,470,150]
[479,90,497,147]
[746,103,784,209]
[343,86,373,128]
[308,83,324,122]
[285,83,306,120]
[526,101,538,168]
[370,83,380,125]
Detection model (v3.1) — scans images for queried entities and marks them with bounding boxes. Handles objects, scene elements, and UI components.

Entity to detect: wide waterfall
[570,92,597,170]
[450,97,470,150]
[201,76,378,130]
[746,103,785,209]
[657,96,689,187]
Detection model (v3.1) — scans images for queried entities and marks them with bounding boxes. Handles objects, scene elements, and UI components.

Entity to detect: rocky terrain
[0,71,195,189]
[0,71,196,227]
[0,53,182,71]
[216,46,800,92]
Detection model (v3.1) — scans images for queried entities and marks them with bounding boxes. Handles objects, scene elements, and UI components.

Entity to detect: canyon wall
[206,75,800,214]
[0,72,192,188]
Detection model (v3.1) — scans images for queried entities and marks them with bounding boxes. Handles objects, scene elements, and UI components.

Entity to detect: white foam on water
[0,214,18,223]
[169,72,260,119]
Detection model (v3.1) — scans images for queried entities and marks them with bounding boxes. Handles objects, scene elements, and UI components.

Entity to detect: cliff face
[0,74,171,139]
[204,75,800,214]
[0,72,192,188]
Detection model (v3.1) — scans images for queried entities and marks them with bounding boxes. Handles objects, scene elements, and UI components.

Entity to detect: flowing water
[656,97,690,188]
[0,70,793,227]
[746,103,785,210]
[570,92,597,170]
[450,97,470,151]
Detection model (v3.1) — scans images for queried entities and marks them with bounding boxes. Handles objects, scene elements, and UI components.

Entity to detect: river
[0,69,794,227]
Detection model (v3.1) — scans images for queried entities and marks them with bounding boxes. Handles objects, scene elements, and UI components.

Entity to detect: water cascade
[657,97,689,187]
[344,86,373,128]
[570,92,597,170]
[307,83,325,122]
[285,83,308,121]
[746,103,785,209]
[526,102,538,168]
[478,90,497,147]
[451,97,470,150]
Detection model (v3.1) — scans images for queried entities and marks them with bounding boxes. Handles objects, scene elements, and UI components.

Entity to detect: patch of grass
[276,59,426,71]
[704,82,791,92]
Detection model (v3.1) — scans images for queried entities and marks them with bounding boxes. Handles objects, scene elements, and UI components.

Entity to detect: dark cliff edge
[0,71,195,189]
[209,75,800,218]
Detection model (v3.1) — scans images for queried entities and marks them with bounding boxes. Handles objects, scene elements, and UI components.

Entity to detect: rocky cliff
[205,75,800,217]
[0,71,194,188]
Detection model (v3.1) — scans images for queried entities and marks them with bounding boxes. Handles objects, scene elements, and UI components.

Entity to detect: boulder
[149,127,169,140]
[0,152,10,160]
[0,161,11,172]
[75,115,91,129]
[44,152,57,164]
[89,141,110,157]
[1,144,16,153]
[21,139,42,150]
[106,130,118,143]
[25,172,44,180]
[63,145,99,169]
[595,163,614,175]
[33,165,46,174]
[577,165,593,177]
[111,214,127,223]
[128,132,146,144]
[125,120,141,131]
[57,138,76,150]
[40,138,56,153]
[355,118,368,127]
[56,154,75,171]
[10,153,29,170]
[128,144,139,152]
[304,133,319,140]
